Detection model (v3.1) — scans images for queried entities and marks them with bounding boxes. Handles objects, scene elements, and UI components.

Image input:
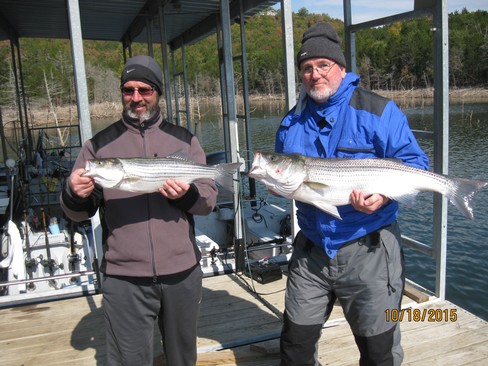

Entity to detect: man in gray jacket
[61,55,218,366]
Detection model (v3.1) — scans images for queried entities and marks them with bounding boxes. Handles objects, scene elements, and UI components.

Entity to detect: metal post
[9,39,25,147]
[219,0,244,271]
[343,0,356,73]
[66,0,92,143]
[280,0,298,238]
[146,17,154,57]
[158,3,173,122]
[181,45,191,129]
[171,51,181,126]
[432,0,449,301]
[216,19,231,157]
[16,41,33,158]
[281,0,296,110]
[237,0,254,198]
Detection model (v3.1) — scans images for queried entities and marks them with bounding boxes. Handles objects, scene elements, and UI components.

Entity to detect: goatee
[125,104,157,123]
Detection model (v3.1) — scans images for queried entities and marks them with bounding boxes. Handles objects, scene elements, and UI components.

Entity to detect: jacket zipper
[140,128,158,278]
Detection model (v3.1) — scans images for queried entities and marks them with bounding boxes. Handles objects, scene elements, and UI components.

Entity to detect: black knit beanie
[120,55,163,95]
[297,23,346,69]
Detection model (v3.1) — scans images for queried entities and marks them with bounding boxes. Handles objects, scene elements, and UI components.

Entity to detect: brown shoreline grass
[1,87,487,127]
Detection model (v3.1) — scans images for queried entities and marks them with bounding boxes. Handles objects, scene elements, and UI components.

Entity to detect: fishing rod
[22,210,36,290]
[6,159,16,220]
[68,220,79,271]
[23,210,36,270]
[40,207,55,275]
[22,211,31,258]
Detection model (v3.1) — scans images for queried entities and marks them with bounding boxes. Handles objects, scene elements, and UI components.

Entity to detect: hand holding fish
[159,179,190,200]
[70,168,95,198]
[350,190,390,214]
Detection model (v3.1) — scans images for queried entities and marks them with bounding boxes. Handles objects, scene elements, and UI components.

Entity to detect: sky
[284,0,488,23]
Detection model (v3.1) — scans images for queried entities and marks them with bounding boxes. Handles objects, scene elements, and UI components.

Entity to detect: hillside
[0,8,486,114]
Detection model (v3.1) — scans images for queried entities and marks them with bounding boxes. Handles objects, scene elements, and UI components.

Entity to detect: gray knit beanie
[297,23,346,68]
[120,55,163,95]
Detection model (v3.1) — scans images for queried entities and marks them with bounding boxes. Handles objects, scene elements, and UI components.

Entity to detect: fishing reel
[38,254,62,272]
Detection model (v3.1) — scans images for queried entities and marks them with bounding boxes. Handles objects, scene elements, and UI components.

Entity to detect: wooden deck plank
[0,295,103,365]
[315,300,488,366]
[0,273,487,366]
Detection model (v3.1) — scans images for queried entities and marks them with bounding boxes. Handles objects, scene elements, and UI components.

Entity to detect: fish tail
[215,162,241,192]
[447,177,487,219]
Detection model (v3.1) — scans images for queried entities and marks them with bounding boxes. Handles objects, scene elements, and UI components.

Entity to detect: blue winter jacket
[275,72,429,258]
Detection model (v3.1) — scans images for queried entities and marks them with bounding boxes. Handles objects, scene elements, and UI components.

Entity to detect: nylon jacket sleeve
[380,101,429,170]
[275,112,294,153]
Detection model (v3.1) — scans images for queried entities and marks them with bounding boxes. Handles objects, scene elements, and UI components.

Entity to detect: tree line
[0,8,486,109]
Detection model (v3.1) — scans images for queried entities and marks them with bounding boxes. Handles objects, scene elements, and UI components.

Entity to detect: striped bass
[248,151,487,220]
[82,156,241,193]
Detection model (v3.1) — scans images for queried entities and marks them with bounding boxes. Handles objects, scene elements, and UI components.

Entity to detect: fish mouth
[81,161,95,177]
[248,160,268,177]
[247,165,260,177]
[81,170,94,177]
[247,152,264,177]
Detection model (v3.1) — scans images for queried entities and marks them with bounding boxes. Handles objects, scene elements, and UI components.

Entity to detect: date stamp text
[385,308,457,322]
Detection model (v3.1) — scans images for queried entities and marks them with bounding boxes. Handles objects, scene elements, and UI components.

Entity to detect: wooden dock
[1,272,487,365]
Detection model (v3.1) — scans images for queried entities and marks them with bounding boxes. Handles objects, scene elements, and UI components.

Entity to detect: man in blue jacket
[277,23,429,366]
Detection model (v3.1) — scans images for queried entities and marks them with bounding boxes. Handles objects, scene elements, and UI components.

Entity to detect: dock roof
[0,0,278,49]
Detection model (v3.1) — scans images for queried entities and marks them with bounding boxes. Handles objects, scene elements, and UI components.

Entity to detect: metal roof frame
[0,0,277,47]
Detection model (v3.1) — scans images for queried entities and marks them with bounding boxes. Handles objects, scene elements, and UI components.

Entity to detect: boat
[0,0,487,365]
[0,120,100,304]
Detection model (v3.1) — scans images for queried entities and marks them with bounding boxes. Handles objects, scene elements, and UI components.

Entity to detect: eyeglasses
[301,62,336,76]
[121,86,155,96]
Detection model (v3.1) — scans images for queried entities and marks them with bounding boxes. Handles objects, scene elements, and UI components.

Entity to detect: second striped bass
[248,151,487,220]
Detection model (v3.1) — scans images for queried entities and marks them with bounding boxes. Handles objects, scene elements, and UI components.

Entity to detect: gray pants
[102,265,203,366]
[281,222,405,366]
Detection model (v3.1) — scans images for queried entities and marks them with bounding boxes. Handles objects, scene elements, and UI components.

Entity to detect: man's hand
[159,179,190,200]
[350,189,390,214]
[69,168,95,198]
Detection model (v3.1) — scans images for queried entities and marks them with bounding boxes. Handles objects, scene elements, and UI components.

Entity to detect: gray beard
[127,110,150,122]
[308,82,342,104]
[309,87,333,103]
[125,106,156,123]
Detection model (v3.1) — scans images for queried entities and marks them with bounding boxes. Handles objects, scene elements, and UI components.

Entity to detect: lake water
[91,101,488,321]
[399,103,488,322]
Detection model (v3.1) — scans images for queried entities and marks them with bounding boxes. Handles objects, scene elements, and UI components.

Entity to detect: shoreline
[1,87,487,126]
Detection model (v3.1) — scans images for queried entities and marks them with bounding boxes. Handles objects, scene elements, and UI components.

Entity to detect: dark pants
[280,223,405,366]
[102,265,203,366]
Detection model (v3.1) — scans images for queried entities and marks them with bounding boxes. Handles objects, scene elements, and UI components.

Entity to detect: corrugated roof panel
[0,0,278,47]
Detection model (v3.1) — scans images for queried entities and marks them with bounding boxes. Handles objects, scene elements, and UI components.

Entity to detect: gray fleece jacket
[61,111,218,277]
